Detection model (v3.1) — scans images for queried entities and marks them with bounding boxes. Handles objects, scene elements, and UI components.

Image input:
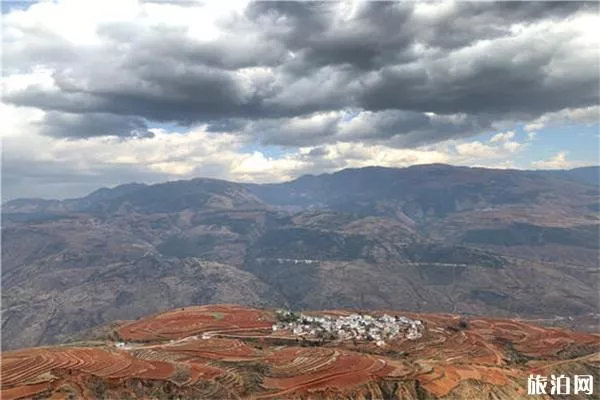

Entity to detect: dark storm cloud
[96,22,288,70]
[7,59,269,125]
[355,51,598,116]
[39,112,154,139]
[337,110,496,148]
[306,147,329,157]
[419,2,595,49]
[243,111,342,146]
[480,1,595,20]
[2,0,598,144]
[247,1,416,71]
[246,1,593,68]
[204,119,248,133]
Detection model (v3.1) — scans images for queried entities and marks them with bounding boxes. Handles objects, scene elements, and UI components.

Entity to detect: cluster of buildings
[272,310,424,346]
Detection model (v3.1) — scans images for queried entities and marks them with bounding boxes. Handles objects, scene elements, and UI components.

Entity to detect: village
[272,310,425,347]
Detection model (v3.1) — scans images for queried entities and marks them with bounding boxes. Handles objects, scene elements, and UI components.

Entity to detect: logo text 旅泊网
[527,374,594,396]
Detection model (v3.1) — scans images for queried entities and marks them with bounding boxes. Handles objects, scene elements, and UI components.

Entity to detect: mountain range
[2,164,599,350]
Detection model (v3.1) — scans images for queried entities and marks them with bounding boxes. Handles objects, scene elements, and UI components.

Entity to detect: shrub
[275,310,301,323]
[87,376,108,399]
[171,365,191,385]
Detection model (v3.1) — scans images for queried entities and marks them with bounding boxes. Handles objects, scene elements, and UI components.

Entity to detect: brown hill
[1,305,598,399]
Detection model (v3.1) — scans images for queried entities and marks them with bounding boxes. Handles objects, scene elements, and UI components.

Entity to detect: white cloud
[320,142,451,167]
[502,140,522,152]
[455,130,525,160]
[3,0,249,47]
[455,141,496,158]
[531,151,587,170]
[490,131,515,143]
[524,122,544,133]
[524,106,600,132]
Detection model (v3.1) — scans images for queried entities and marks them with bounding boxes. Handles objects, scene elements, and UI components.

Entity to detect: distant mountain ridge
[538,165,600,186]
[3,178,267,216]
[3,164,599,209]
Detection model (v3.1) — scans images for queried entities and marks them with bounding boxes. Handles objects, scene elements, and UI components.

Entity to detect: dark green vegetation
[2,164,599,349]
[275,310,301,323]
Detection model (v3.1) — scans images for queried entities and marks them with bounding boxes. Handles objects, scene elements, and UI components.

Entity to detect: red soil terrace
[2,305,598,399]
[117,304,275,341]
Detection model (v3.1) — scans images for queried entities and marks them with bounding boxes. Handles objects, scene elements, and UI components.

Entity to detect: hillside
[1,305,598,400]
[2,164,599,350]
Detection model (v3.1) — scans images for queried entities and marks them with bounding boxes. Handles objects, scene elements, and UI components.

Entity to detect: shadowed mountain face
[245,165,599,222]
[2,165,599,350]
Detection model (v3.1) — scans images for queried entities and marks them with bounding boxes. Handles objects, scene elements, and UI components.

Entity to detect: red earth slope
[2,304,598,399]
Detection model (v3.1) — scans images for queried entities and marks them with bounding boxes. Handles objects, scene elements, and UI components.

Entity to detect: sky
[1,0,599,201]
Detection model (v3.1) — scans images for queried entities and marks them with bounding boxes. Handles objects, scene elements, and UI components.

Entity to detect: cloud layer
[1,0,598,199]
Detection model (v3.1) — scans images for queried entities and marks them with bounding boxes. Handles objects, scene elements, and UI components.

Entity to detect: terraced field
[2,305,598,399]
[1,347,223,399]
[117,304,275,341]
